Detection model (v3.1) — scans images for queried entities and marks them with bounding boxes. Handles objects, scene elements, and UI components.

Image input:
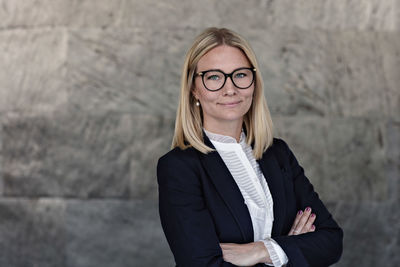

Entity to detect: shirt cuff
[261,238,289,266]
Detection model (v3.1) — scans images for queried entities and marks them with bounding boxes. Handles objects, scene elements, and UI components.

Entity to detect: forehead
[197,45,251,72]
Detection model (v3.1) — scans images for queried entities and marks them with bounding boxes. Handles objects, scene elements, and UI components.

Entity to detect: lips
[219,100,242,106]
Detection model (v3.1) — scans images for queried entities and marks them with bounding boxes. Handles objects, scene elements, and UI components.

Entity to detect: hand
[288,207,316,236]
[220,241,271,266]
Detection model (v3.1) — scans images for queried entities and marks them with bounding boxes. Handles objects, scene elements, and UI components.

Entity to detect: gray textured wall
[0,1,399,266]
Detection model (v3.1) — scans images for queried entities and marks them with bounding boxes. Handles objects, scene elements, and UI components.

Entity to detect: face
[193,45,254,131]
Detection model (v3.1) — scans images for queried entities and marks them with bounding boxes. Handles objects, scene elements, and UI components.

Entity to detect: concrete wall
[0,1,399,266]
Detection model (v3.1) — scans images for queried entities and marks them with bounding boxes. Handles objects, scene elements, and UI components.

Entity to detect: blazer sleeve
[157,150,238,267]
[272,139,344,267]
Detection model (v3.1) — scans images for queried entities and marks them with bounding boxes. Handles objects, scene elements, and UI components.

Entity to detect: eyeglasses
[196,67,256,91]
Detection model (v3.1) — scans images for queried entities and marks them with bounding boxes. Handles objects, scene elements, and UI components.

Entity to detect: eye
[206,74,221,81]
[234,72,247,79]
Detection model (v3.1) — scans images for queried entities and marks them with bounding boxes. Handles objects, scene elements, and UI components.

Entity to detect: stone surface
[384,119,400,202]
[274,116,328,191]
[0,0,69,29]
[274,0,398,31]
[0,198,66,267]
[1,112,133,198]
[67,0,124,28]
[243,29,400,118]
[0,120,2,196]
[274,116,392,204]
[118,0,399,31]
[0,29,68,115]
[0,0,124,29]
[67,28,197,116]
[129,114,175,199]
[324,32,400,118]
[1,0,398,31]
[248,29,331,117]
[65,199,173,267]
[323,117,388,203]
[329,201,400,266]
[378,33,400,119]
[119,0,221,30]
[216,0,398,32]
[1,112,175,199]
[0,198,174,267]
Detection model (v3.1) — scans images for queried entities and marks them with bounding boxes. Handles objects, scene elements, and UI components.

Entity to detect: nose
[222,76,236,95]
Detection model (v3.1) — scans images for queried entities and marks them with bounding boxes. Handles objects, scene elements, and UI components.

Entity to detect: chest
[196,158,298,243]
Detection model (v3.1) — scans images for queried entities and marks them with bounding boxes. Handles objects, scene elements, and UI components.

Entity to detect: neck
[203,119,243,142]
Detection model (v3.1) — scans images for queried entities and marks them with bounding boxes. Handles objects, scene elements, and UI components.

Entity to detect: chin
[219,113,246,122]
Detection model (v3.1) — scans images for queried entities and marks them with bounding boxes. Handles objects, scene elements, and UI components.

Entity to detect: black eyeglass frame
[196,67,257,92]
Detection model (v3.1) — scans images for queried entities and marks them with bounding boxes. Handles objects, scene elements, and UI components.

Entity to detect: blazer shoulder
[157,146,200,170]
[270,137,291,154]
[157,146,203,188]
[265,137,294,168]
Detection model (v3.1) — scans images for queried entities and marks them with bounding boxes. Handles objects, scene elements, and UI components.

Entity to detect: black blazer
[157,135,343,267]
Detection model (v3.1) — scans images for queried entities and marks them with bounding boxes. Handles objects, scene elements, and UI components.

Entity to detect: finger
[310,225,316,232]
[288,210,304,235]
[301,213,316,234]
[293,207,312,234]
[289,209,309,236]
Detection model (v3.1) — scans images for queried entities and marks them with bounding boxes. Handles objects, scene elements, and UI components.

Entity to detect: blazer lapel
[198,133,254,243]
[257,146,287,237]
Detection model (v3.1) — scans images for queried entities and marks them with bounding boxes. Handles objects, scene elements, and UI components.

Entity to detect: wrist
[255,241,272,264]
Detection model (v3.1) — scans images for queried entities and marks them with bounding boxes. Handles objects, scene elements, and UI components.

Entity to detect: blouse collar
[203,128,246,144]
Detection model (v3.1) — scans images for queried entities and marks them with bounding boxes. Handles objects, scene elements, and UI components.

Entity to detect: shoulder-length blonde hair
[171,27,274,159]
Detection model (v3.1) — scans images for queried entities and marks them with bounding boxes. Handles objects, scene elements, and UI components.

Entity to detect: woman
[157,27,343,267]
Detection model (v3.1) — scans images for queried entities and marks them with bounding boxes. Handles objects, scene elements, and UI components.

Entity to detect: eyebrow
[197,68,223,74]
[196,67,253,74]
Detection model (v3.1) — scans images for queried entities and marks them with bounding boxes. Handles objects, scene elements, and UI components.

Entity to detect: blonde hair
[171,27,274,159]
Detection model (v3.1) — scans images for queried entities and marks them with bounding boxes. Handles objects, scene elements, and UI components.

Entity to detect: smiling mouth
[219,101,242,106]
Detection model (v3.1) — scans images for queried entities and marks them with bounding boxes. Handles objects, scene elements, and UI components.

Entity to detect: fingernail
[311,213,315,218]
[298,210,303,215]
[311,225,315,230]
[306,207,311,212]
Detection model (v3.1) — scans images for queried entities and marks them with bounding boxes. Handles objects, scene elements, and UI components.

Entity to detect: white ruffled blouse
[204,129,288,266]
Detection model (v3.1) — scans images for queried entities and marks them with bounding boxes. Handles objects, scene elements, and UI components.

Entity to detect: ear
[191,86,199,100]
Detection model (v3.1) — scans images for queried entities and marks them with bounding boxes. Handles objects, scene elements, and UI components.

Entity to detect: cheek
[196,88,218,103]
[243,87,255,100]
[242,88,255,111]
